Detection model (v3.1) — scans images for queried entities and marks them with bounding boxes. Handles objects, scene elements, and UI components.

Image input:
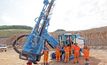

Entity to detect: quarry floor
[0,49,107,65]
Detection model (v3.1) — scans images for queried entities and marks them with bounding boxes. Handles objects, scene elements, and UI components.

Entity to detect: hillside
[0,25,32,37]
[0,29,31,37]
[51,27,107,46]
[0,26,107,48]
[50,26,107,46]
[0,25,33,30]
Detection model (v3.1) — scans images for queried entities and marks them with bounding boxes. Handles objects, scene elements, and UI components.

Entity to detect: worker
[73,43,80,64]
[70,39,74,56]
[63,45,70,63]
[83,43,89,65]
[44,45,49,65]
[56,43,61,62]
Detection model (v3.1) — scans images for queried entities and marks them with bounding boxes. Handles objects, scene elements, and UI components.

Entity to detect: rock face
[0,27,107,46]
[50,26,107,46]
[77,27,107,46]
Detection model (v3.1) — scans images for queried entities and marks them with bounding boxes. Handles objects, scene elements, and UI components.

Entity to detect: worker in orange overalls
[63,45,70,63]
[70,39,74,56]
[73,43,80,64]
[56,43,61,62]
[44,45,49,65]
[83,43,89,65]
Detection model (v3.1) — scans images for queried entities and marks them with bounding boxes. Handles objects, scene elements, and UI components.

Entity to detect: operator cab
[58,33,73,49]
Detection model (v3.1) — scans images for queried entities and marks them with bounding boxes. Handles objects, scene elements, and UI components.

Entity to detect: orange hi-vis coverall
[83,46,89,59]
[70,43,74,56]
[73,46,80,63]
[56,45,61,62]
[64,46,70,62]
[44,47,49,64]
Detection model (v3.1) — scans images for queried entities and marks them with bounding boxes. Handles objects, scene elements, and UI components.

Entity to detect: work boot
[87,63,89,65]
[44,63,45,65]
[77,61,79,64]
[85,63,89,65]
[64,60,66,63]
[46,63,49,65]
[59,59,60,62]
[73,61,75,64]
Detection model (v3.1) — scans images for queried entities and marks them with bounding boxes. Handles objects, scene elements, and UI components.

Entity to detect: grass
[0,29,32,37]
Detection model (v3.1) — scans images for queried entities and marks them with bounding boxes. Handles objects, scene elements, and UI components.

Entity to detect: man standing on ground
[56,43,61,62]
[83,43,89,65]
[73,43,80,64]
[44,45,49,65]
[64,45,70,63]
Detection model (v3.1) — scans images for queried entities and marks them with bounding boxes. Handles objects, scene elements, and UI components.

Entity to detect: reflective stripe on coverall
[56,45,61,62]
[64,46,70,62]
[73,46,80,63]
[44,47,49,64]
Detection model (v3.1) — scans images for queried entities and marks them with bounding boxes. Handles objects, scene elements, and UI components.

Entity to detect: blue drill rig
[12,0,86,64]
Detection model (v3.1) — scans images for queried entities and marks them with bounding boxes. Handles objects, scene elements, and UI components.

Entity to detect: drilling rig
[12,0,86,65]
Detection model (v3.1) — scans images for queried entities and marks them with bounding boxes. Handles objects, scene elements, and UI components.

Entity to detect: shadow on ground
[48,55,101,65]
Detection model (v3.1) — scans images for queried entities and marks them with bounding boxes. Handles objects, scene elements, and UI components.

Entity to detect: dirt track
[0,49,107,65]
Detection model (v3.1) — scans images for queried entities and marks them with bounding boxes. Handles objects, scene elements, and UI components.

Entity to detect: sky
[0,0,107,32]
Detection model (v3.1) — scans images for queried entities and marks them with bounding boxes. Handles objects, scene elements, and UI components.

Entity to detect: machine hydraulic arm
[12,0,57,64]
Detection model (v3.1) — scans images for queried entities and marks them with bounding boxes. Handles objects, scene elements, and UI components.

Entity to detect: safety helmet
[75,43,77,44]
[74,43,78,45]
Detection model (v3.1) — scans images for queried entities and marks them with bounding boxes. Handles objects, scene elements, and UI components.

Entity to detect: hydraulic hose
[12,34,44,56]
[12,34,27,56]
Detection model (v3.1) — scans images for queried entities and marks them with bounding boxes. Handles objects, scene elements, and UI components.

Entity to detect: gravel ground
[0,49,107,65]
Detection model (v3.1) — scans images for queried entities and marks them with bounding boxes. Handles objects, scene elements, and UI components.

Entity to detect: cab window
[59,35,64,49]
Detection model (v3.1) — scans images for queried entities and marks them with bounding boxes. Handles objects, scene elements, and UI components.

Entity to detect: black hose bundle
[12,34,27,55]
[12,34,44,55]
[12,34,47,62]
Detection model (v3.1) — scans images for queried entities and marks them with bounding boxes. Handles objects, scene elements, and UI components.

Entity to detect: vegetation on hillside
[0,25,33,30]
[0,29,32,37]
[55,29,66,32]
[0,25,33,37]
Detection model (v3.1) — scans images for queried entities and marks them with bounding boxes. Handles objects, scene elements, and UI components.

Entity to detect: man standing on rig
[70,39,74,56]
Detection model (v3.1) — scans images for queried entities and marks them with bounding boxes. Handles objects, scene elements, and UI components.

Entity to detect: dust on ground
[0,49,107,65]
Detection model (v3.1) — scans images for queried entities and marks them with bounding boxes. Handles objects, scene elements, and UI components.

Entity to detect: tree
[0,25,33,30]
[55,29,66,32]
